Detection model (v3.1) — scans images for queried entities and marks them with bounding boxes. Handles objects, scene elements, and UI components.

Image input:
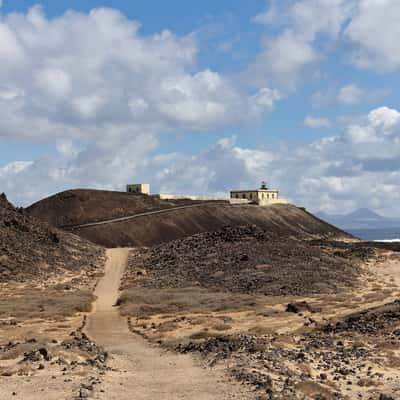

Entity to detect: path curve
[61,202,230,230]
[84,248,253,400]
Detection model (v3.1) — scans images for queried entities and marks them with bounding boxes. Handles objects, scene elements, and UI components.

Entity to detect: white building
[230,182,287,206]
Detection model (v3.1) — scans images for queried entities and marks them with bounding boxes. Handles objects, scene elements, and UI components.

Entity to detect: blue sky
[1,0,400,216]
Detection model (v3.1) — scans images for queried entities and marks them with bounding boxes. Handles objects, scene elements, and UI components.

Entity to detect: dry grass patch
[211,323,232,331]
[118,286,266,318]
[0,288,94,322]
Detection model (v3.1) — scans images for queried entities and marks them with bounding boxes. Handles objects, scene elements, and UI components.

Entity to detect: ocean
[348,227,400,242]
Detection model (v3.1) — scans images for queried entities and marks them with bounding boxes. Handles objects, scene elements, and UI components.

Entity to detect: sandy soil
[85,248,254,400]
[0,313,102,400]
[0,261,107,400]
[121,244,400,399]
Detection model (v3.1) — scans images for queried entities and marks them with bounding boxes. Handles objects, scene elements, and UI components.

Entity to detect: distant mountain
[317,208,400,230]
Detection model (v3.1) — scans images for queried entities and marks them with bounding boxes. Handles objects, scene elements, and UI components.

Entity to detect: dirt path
[84,248,253,400]
[62,202,229,229]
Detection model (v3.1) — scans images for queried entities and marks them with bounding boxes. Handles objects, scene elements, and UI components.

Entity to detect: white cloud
[72,94,105,118]
[337,84,365,105]
[312,84,390,108]
[252,0,281,25]
[0,6,283,205]
[346,0,400,71]
[3,4,400,218]
[0,86,22,101]
[246,30,317,89]
[0,161,33,177]
[0,131,159,206]
[0,24,25,70]
[8,105,400,216]
[0,6,279,143]
[368,106,400,131]
[250,0,400,89]
[290,0,355,40]
[251,88,282,110]
[344,107,400,144]
[253,0,355,39]
[249,0,355,90]
[143,106,400,216]
[304,116,332,129]
[34,68,72,99]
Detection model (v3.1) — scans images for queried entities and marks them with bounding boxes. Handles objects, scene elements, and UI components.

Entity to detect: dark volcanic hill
[126,225,364,296]
[0,193,103,282]
[26,189,352,248]
[56,204,352,248]
[26,189,209,227]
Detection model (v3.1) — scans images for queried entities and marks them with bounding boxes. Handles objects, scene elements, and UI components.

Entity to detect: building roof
[230,189,279,193]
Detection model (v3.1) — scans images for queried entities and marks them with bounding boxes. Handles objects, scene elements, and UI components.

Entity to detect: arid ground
[2,190,400,399]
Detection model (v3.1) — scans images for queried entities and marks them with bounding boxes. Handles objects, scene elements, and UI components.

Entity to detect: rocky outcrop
[0,193,103,282]
[127,225,362,296]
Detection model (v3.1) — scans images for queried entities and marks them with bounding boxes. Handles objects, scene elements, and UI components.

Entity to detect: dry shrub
[295,381,336,399]
[0,289,94,321]
[362,291,390,303]
[211,323,232,331]
[156,321,179,333]
[248,325,274,335]
[118,286,266,318]
[189,330,211,340]
[357,378,378,387]
[189,316,210,325]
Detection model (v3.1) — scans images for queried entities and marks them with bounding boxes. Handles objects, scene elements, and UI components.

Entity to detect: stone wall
[158,194,228,201]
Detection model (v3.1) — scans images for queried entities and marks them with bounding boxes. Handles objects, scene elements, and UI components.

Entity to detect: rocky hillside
[26,189,211,227]
[126,225,365,296]
[58,204,351,248]
[0,193,103,282]
[26,189,351,248]
[83,203,351,248]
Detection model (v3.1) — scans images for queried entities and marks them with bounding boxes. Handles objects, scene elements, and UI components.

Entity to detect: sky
[0,0,400,216]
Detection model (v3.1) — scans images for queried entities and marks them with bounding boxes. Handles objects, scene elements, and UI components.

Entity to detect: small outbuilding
[126,183,150,195]
[230,182,287,206]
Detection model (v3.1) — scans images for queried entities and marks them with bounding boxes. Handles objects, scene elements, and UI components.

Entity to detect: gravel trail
[85,248,253,400]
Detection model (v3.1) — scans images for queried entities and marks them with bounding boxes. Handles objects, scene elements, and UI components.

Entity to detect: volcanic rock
[0,193,103,282]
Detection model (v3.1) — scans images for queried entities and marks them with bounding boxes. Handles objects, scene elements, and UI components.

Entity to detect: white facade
[230,184,287,206]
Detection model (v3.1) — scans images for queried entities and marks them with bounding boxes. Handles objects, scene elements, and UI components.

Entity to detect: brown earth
[85,248,254,399]
[0,193,104,283]
[46,201,351,248]
[26,188,217,227]
[120,227,400,399]
[0,194,108,399]
[25,189,351,248]
[7,186,400,399]
[122,225,363,297]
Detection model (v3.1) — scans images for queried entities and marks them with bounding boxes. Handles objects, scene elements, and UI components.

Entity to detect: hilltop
[26,189,212,227]
[0,193,103,282]
[26,189,351,247]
